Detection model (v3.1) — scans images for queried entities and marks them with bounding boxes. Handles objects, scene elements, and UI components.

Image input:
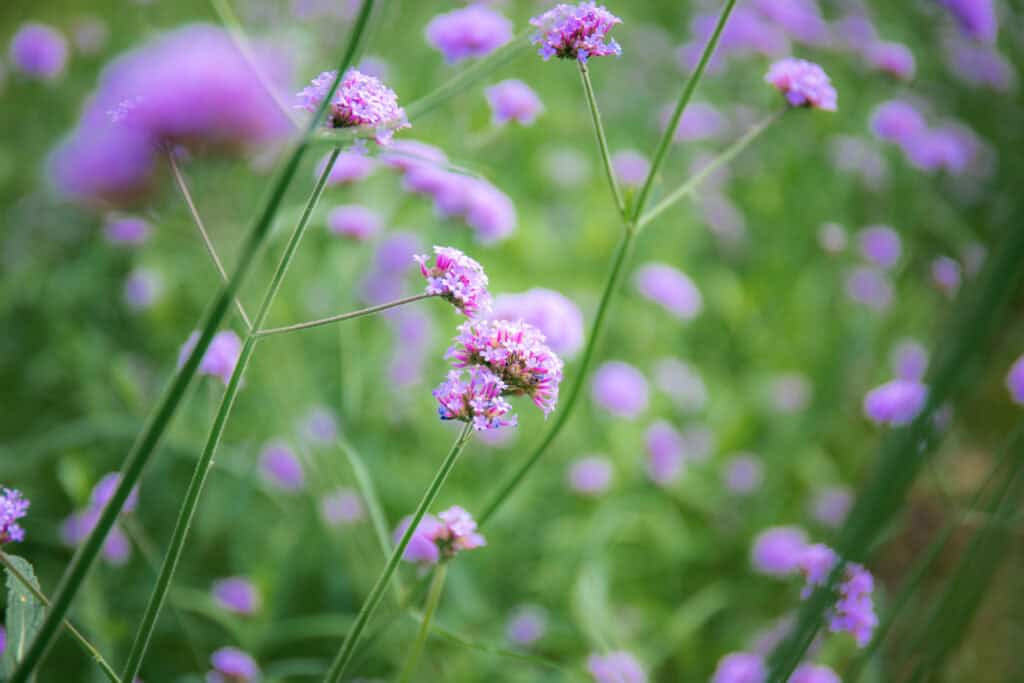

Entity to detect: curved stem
[578,62,625,218]
[324,423,474,683]
[256,293,436,338]
[397,563,448,683]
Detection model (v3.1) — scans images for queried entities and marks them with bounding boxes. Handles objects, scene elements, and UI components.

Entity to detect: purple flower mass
[529,2,623,63]
[489,289,584,359]
[124,267,163,311]
[485,79,544,126]
[434,367,517,431]
[931,256,962,297]
[212,577,261,616]
[321,488,365,526]
[587,650,647,683]
[319,150,376,186]
[790,663,841,683]
[711,652,766,683]
[295,68,409,144]
[810,486,853,528]
[416,246,492,318]
[259,441,305,491]
[507,605,548,646]
[569,456,613,496]
[765,58,837,111]
[9,23,68,80]
[0,488,29,544]
[724,453,764,495]
[591,361,649,419]
[858,225,902,270]
[403,167,518,243]
[426,5,513,63]
[396,505,485,565]
[104,215,151,246]
[178,330,243,385]
[646,421,684,485]
[751,526,807,576]
[845,266,893,312]
[665,102,729,143]
[865,41,916,81]
[301,405,339,444]
[863,378,928,426]
[633,263,703,321]
[798,544,877,647]
[612,150,651,187]
[208,647,259,683]
[327,204,381,241]
[1006,354,1024,405]
[870,100,927,146]
[90,472,140,514]
[940,0,997,43]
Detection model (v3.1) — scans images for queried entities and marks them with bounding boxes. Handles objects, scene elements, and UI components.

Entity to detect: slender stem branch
[257,293,436,338]
[324,423,475,683]
[0,551,121,683]
[632,0,737,221]
[637,110,783,230]
[167,149,253,332]
[578,62,625,218]
[397,563,448,683]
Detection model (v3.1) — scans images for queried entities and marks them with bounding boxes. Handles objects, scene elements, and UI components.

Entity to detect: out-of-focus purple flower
[751,526,807,576]
[530,2,623,63]
[489,289,584,359]
[0,625,5,656]
[301,405,339,444]
[663,102,728,143]
[711,652,765,683]
[327,204,381,241]
[891,339,928,381]
[9,23,68,80]
[416,246,492,318]
[434,367,517,431]
[723,453,764,495]
[208,647,259,683]
[870,100,927,146]
[177,330,243,385]
[653,357,707,413]
[318,150,376,185]
[592,361,648,419]
[863,378,928,426]
[752,0,830,45]
[102,525,132,566]
[789,663,840,683]
[395,506,485,565]
[646,421,684,486]
[381,139,448,172]
[1005,354,1024,405]
[61,509,131,566]
[568,456,613,496]
[396,513,443,565]
[321,488,365,526]
[0,488,29,544]
[587,651,646,683]
[373,231,423,275]
[447,320,564,416]
[700,192,749,246]
[612,150,650,187]
[945,38,1016,92]
[865,41,915,80]
[902,122,984,176]
[940,0,997,43]
[72,17,108,56]
[295,68,409,144]
[124,267,163,311]
[90,473,140,514]
[844,266,893,312]
[633,263,702,321]
[765,58,837,111]
[212,577,261,616]
[798,544,877,647]
[769,373,812,414]
[858,225,901,270]
[405,169,517,244]
[104,215,151,245]
[680,8,789,73]
[485,80,543,126]
[809,486,853,528]
[829,136,889,190]
[931,256,962,297]
[259,441,305,491]
[507,605,547,646]
[426,5,513,63]
[818,222,847,253]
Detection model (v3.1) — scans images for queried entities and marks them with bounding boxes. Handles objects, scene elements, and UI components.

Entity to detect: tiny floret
[797,544,877,647]
[765,58,837,111]
[416,246,492,318]
[434,367,517,431]
[295,68,409,144]
[530,2,623,63]
[0,488,29,544]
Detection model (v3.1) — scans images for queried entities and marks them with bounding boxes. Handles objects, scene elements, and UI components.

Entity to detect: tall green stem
[397,563,448,683]
[324,423,474,683]
[256,293,436,338]
[578,62,625,218]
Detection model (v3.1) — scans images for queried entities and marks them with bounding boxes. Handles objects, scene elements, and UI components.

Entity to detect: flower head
[395,506,485,565]
[208,646,259,683]
[940,0,997,43]
[711,651,765,683]
[530,2,623,63]
[104,215,151,246]
[568,456,613,496]
[646,421,684,485]
[90,473,140,514]
[633,263,703,321]
[866,41,916,81]
[295,68,408,144]
[863,379,928,426]
[932,256,962,297]
[485,79,544,126]
[858,225,902,269]
[870,100,927,146]
[0,489,29,544]
[434,367,516,431]
[789,663,841,683]
[724,453,764,495]
[611,150,650,187]
[259,441,305,492]
[326,204,381,241]
[212,577,261,616]
[587,650,647,683]
[809,486,853,528]
[798,544,877,647]
[844,266,893,312]
[765,58,837,111]
[751,526,808,576]
[426,6,513,64]
[416,246,492,318]
[507,605,547,646]
[591,361,648,419]
[319,150,376,186]
[178,330,243,386]
[9,23,68,80]
[124,267,164,311]
[891,339,928,381]
[1007,355,1024,405]
[321,488,365,526]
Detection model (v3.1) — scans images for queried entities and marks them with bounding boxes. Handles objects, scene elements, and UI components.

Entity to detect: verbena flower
[90,472,140,514]
[318,150,376,186]
[797,544,877,647]
[751,526,808,576]
[9,23,68,80]
[871,100,926,145]
[61,508,132,566]
[301,405,339,444]
[403,169,518,243]
[844,266,893,312]
[416,246,492,318]
[751,0,830,46]
[567,456,613,496]
[506,605,548,646]
[380,139,448,172]
[591,361,648,419]
[212,577,261,616]
[945,37,1016,92]
[434,367,516,431]
[646,421,684,486]
[586,651,647,683]
[395,505,486,565]
[857,225,901,269]
[529,2,623,63]
[326,204,381,241]
[931,256,962,297]
[891,339,928,381]
[177,330,243,386]
[425,5,513,64]
[208,646,259,683]
[789,663,841,683]
[447,320,564,416]
[863,378,928,426]
[711,651,766,683]
[679,8,788,74]
[488,289,584,359]
[259,441,305,491]
[0,488,29,544]
[321,488,365,526]
[633,262,703,321]
[104,215,151,246]
[295,68,409,144]
[485,79,544,126]
[663,102,728,143]
[1006,354,1024,405]
[865,41,916,81]
[809,486,852,528]
[124,267,164,312]
[765,58,837,111]
[939,0,997,43]
[611,150,650,187]
[723,453,764,495]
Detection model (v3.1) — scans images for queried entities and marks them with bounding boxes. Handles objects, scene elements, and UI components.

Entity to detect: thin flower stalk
[256,293,437,338]
[578,61,625,217]
[397,562,448,683]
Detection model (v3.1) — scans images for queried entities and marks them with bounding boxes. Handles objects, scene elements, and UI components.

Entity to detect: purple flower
[177,330,243,385]
[891,339,928,381]
[789,663,840,683]
[301,406,339,444]
[327,204,381,241]
[931,256,962,297]
[858,225,901,269]
[434,367,517,431]
[212,577,261,616]
[752,0,830,45]
[586,651,646,683]
[104,215,151,245]
[0,626,5,656]
[488,289,584,359]
[507,605,547,646]
[751,526,808,576]
[295,68,409,144]
[945,38,1016,92]
[870,100,927,146]
[611,150,650,187]
[844,266,893,312]
[395,506,485,565]
[591,361,648,419]
[1006,354,1024,405]
[865,41,915,80]
[902,122,984,176]
[381,139,448,172]
[124,267,163,311]
[373,231,423,275]
[568,456,613,496]
[646,421,684,486]
[485,80,544,126]
[940,0,997,43]
[633,263,702,321]
[318,150,376,186]
[798,544,877,647]
[208,647,259,683]
[90,473,140,514]
[653,358,707,412]
[406,170,518,244]
[818,222,847,253]
[711,652,765,683]
[664,102,729,143]
[321,488,365,526]
[0,489,29,544]
[61,509,132,566]
[416,246,492,318]
[259,441,305,491]
[863,378,928,426]
[723,453,764,495]
[9,23,68,80]
[765,58,837,111]
[426,5,513,63]
[680,8,789,72]
[809,486,853,528]
[396,514,444,565]
[447,319,564,416]
[529,2,623,63]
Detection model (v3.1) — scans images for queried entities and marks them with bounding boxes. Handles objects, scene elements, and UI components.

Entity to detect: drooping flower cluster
[434,367,516,431]
[797,544,877,647]
[61,473,139,566]
[529,2,623,63]
[0,488,29,544]
[416,246,492,318]
[177,330,243,386]
[396,505,486,565]
[207,646,259,683]
[295,68,409,144]
[425,5,513,64]
[764,58,837,111]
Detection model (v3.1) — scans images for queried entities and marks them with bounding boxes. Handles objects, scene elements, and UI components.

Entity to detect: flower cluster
[587,650,647,683]
[0,488,29,544]
[416,246,492,318]
[396,505,486,565]
[9,23,68,81]
[61,473,139,566]
[870,99,987,176]
[711,654,839,683]
[177,330,243,386]
[797,544,877,647]
[207,646,259,683]
[295,68,409,144]
[425,5,513,63]
[530,2,623,63]
[434,368,516,431]
[212,577,261,616]
[485,80,544,126]
[863,378,928,426]
[764,58,837,111]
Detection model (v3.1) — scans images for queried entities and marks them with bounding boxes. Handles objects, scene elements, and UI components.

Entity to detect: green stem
[324,423,475,683]
[0,552,121,683]
[578,61,625,218]
[631,0,737,221]
[397,563,448,683]
[478,230,636,527]
[256,293,436,338]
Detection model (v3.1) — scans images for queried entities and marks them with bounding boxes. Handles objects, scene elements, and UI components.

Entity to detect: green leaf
[1,555,45,677]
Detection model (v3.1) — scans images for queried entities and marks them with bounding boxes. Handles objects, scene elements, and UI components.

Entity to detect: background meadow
[2,0,1024,681]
